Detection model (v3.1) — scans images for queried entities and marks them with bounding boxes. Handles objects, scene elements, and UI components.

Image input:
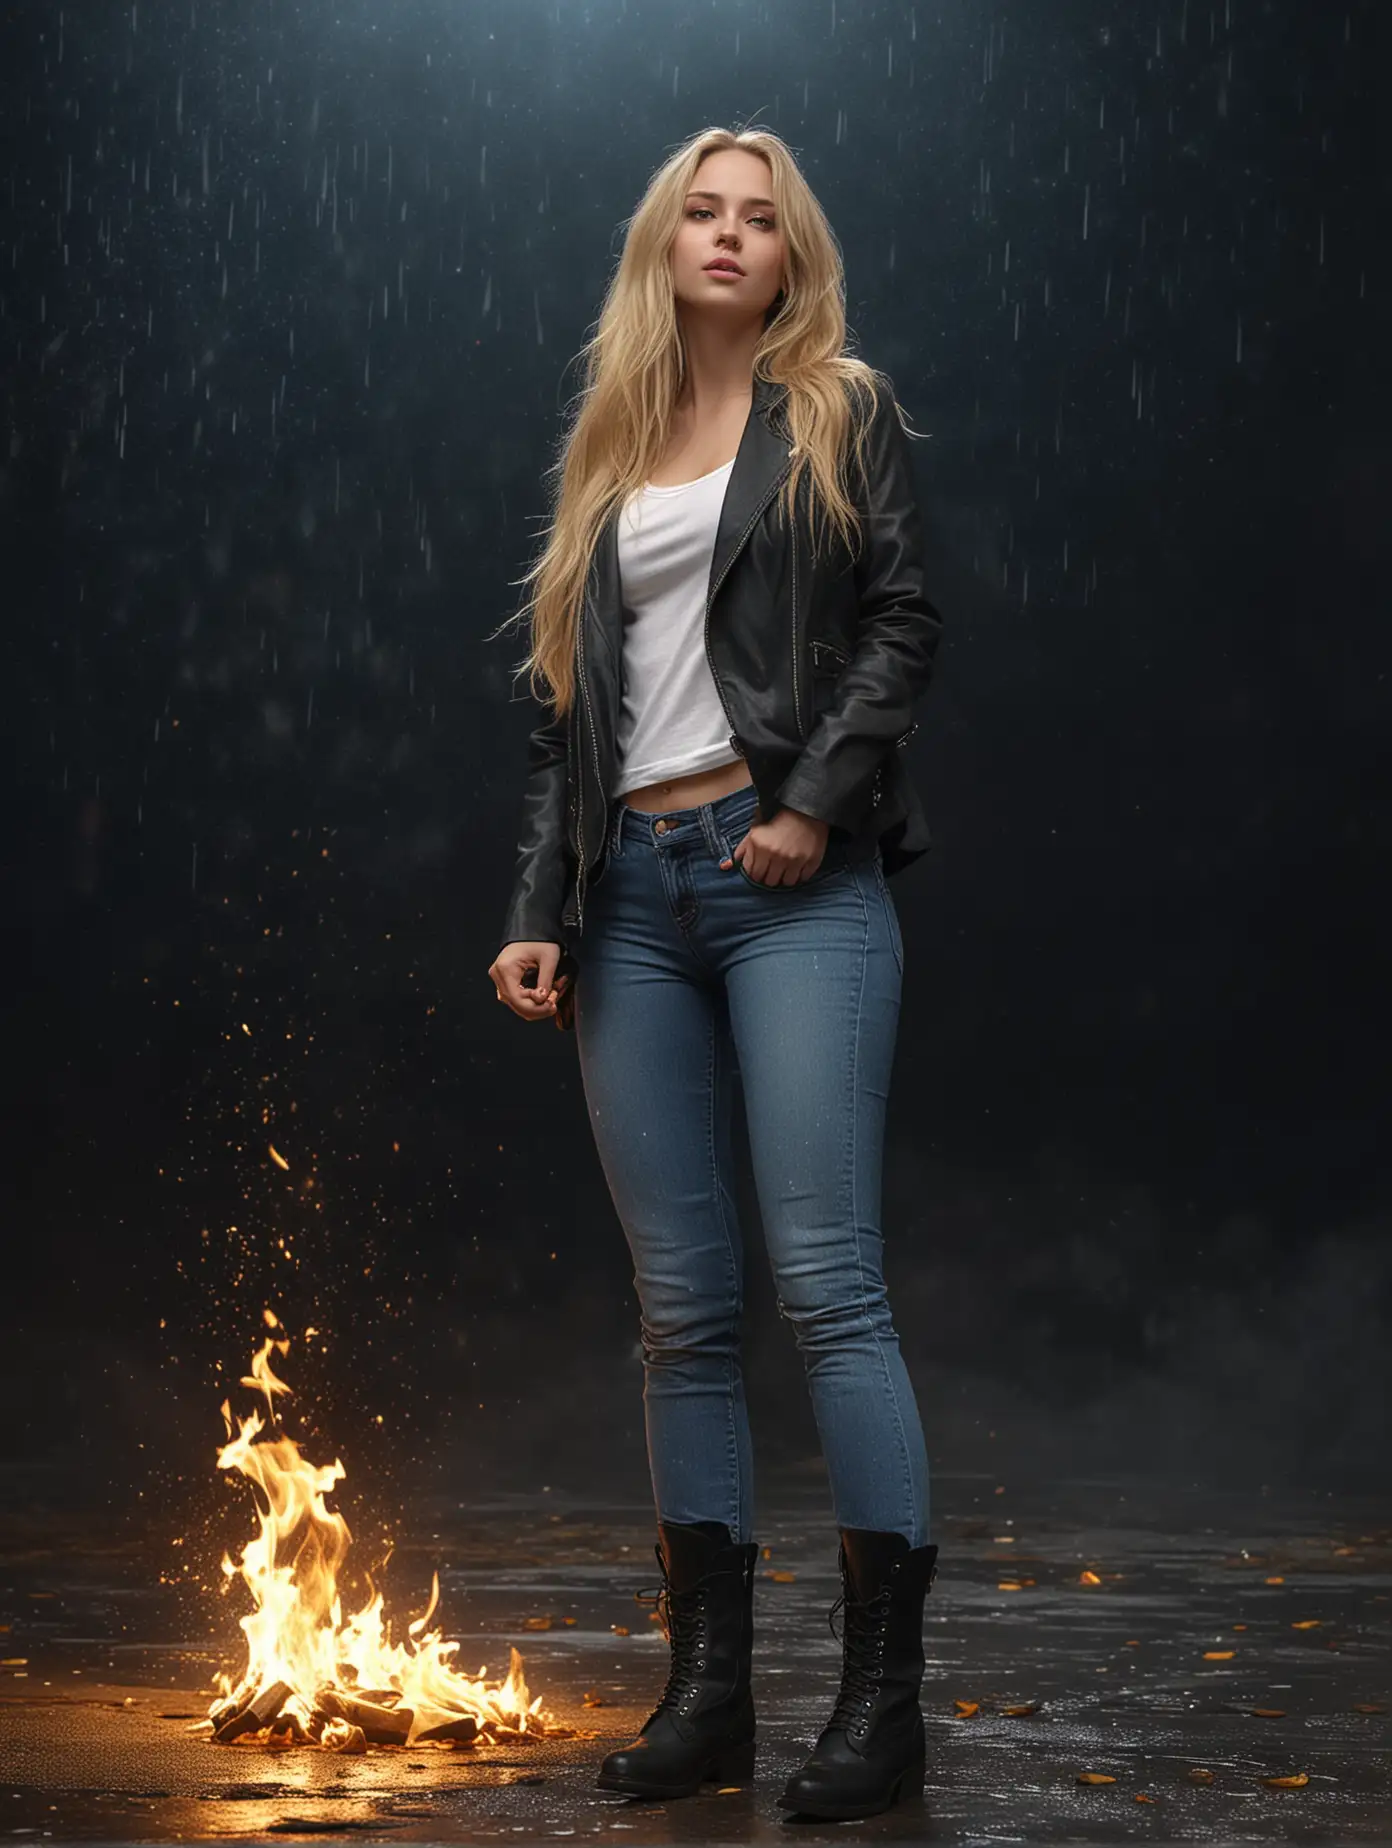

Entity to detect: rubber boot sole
[778,1739,927,1819]
[596,1735,756,1799]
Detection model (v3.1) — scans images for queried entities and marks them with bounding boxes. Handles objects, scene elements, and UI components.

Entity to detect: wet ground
[1,1467,1388,1844]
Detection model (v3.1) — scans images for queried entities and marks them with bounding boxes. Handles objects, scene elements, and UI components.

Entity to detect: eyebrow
[685,190,778,209]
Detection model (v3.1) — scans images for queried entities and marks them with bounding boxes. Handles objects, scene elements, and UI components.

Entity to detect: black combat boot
[778,1528,939,1820]
[595,1518,760,1799]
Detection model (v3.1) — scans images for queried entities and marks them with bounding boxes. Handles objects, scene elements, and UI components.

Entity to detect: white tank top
[611,458,743,800]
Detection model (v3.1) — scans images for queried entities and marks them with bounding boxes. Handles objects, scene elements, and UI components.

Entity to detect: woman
[486,126,944,1821]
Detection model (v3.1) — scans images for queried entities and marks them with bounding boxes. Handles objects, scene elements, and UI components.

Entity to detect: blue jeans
[574,780,930,1549]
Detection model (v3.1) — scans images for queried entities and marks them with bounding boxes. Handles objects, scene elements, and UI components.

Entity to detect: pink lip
[705,261,744,276]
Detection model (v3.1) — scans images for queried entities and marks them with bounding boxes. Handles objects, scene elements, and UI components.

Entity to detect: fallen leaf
[1079,1570,1102,1585]
[1291,1620,1321,1630]
[1077,1772,1116,1784]
[1001,1703,1039,1717]
[1251,1708,1287,1718]
[1203,1650,1236,1660]
[1262,1773,1309,1788]
[953,1700,979,1717]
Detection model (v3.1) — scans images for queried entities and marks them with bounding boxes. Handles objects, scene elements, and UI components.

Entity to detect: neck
[674,311,764,418]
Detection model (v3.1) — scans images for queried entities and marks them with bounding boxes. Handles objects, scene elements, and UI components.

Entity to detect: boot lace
[826,1583,891,1735]
[633,1550,712,1718]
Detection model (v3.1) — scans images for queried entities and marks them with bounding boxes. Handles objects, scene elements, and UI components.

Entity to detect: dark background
[3,0,1387,1579]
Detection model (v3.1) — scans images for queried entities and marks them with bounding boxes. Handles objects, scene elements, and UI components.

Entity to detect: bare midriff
[620,759,754,814]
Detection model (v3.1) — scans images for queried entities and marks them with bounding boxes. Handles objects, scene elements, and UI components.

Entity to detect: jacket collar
[585,373,793,670]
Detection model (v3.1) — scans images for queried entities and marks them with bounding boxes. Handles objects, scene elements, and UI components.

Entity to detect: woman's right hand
[489,941,571,1022]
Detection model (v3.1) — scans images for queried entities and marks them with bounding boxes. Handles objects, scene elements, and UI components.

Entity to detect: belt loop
[699,801,722,861]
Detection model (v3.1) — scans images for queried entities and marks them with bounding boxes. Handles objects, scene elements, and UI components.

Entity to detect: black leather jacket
[498,370,943,956]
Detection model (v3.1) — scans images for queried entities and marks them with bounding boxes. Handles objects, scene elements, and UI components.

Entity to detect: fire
[204,1325,566,1751]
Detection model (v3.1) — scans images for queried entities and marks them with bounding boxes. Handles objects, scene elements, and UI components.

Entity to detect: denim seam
[873,854,903,976]
[850,864,920,1547]
[705,998,745,1547]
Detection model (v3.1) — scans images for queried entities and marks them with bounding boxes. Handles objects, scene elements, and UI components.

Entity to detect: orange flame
[207,1327,554,1748]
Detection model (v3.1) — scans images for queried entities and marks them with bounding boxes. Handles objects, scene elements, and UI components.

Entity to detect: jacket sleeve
[498,700,573,952]
[772,376,943,835]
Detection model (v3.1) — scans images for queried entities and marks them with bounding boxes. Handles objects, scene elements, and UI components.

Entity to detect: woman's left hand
[721,806,830,886]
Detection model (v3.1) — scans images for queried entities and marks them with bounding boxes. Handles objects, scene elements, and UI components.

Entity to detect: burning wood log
[415,1714,480,1744]
[314,1687,413,1745]
[208,1696,239,1733]
[266,1711,309,1745]
[212,1679,293,1743]
[321,1719,368,1754]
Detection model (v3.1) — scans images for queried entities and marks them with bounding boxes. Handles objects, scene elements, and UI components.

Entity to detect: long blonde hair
[488,125,912,721]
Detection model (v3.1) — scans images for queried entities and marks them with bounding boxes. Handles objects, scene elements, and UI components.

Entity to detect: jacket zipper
[811,638,850,671]
[573,561,606,939]
[791,502,804,742]
[809,639,913,811]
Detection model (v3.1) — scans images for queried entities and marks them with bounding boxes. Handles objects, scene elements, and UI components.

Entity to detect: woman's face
[670,148,787,322]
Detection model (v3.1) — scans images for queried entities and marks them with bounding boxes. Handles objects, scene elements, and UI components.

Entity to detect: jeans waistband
[610,781,757,835]
[606,781,759,860]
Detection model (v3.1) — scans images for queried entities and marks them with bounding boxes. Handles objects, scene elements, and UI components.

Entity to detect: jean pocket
[721,823,850,892]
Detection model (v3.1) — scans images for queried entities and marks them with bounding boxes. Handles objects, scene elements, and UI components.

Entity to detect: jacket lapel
[584,373,793,675]
[708,372,793,605]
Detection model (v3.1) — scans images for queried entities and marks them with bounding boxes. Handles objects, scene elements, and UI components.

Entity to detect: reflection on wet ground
[1,1469,1388,1842]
